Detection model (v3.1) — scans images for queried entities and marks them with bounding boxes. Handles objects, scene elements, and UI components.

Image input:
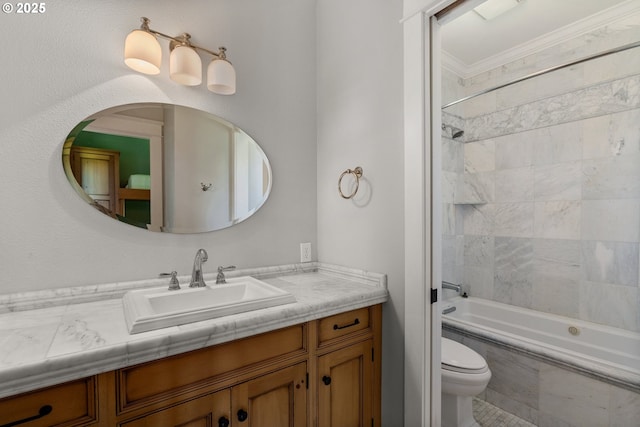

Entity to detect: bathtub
[442,296,640,391]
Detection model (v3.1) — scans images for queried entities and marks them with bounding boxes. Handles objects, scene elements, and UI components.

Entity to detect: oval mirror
[62,103,272,233]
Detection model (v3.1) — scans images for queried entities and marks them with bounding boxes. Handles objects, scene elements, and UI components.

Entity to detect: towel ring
[338,167,363,199]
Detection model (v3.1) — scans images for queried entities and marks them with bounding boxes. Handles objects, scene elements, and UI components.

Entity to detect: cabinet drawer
[118,324,306,412]
[0,377,97,427]
[318,307,370,346]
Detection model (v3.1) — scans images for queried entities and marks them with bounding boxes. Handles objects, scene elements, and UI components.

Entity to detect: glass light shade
[124,30,161,75]
[170,46,202,86]
[207,59,236,95]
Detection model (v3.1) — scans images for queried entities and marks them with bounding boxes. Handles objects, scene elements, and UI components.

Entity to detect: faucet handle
[216,265,236,284]
[160,271,180,291]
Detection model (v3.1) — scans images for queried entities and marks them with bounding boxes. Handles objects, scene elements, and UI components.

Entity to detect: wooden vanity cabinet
[312,305,382,427]
[0,377,99,427]
[0,305,381,427]
[120,390,230,427]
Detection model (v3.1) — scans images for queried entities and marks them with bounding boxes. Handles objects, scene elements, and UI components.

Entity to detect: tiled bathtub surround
[441,20,640,332]
[445,104,640,332]
[444,329,640,427]
[441,13,640,426]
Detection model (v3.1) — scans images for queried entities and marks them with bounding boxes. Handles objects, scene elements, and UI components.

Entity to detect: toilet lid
[441,338,488,373]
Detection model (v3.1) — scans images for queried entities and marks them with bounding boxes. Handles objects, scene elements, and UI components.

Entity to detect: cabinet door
[317,340,373,427]
[232,363,307,427]
[120,390,230,427]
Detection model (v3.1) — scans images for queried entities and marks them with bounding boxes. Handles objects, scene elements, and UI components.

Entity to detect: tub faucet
[190,249,208,288]
[442,281,461,293]
[216,265,236,284]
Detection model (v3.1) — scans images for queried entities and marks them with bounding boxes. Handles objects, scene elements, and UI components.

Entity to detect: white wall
[316,1,405,425]
[0,0,317,291]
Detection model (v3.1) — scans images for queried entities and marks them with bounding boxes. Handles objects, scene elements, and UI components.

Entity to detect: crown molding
[442,0,640,79]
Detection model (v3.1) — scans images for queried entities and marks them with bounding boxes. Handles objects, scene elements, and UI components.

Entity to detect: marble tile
[442,236,463,284]
[537,412,578,427]
[464,235,494,268]
[538,364,610,427]
[442,203,456,236]
[47,299,129,358]
[442,171,458,203]
[610,383,640,426]
[495,133,533,170]
[582,114,612,160]
[581,241,639,287]
[582,153,640,200]
[533,201,581,240]
[464,140,495,173]
[533,161,582,201]
[532,121,582,166]
[486,346,539,410]
[580,281,640,331]
[463,265,494,299]
[462,204,495,236]
[495,167,534,202]
[442,136,464,173]
[462,89,497,119]
[584,40,640,86]
[583,109,640,160]
[532,239,581,317]
[455,204,465,235]
[0,306,66,367]
[483,390,539,426]
[465,74,640,142]
[458,172,495,204]
[495,202,534,237]
[494,237,534,307]
[582,199,640,242]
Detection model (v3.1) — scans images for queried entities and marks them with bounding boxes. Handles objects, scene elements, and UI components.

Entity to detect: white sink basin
[123,276,296,334]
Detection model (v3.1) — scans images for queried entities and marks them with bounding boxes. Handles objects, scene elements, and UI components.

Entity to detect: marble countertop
[0,263,388,399]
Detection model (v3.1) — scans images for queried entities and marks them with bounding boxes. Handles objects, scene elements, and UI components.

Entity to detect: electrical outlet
[300,242,312,263]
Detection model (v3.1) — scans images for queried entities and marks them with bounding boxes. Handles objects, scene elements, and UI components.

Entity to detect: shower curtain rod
[441,40,640,109]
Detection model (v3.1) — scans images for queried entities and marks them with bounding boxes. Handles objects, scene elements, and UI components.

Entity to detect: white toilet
[441,338,492,427]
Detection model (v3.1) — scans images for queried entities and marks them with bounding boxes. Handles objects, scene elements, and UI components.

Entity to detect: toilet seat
[441,338,488,374]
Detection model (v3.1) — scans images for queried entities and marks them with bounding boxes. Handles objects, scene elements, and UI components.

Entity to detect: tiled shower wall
[441,15,640,333]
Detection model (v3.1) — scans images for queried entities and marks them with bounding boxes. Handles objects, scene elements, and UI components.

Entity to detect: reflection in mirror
[62,103,272,234]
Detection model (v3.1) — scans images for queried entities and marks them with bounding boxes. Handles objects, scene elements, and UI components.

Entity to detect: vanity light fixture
[124,17,236,95]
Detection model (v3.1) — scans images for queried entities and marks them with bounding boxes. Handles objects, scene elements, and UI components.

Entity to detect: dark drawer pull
[333,318,360,330]
[1,405,52,427]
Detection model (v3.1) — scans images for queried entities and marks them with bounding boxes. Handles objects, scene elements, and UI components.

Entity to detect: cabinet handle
[333,318,360,330]
[1,405,52,427]
[237,409,248,422]
[322,375,332,385]
[218,416,230,427]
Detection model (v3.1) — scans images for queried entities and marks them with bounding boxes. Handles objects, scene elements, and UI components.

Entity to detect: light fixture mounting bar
[138,17,226,59]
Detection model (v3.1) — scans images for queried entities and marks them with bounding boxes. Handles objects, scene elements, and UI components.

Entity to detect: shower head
[441,124,464,139]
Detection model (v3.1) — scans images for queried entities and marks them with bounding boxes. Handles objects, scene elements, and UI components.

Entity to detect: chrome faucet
[190,249,208,288]
[216,265,236,284]
[442,281,462,293]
